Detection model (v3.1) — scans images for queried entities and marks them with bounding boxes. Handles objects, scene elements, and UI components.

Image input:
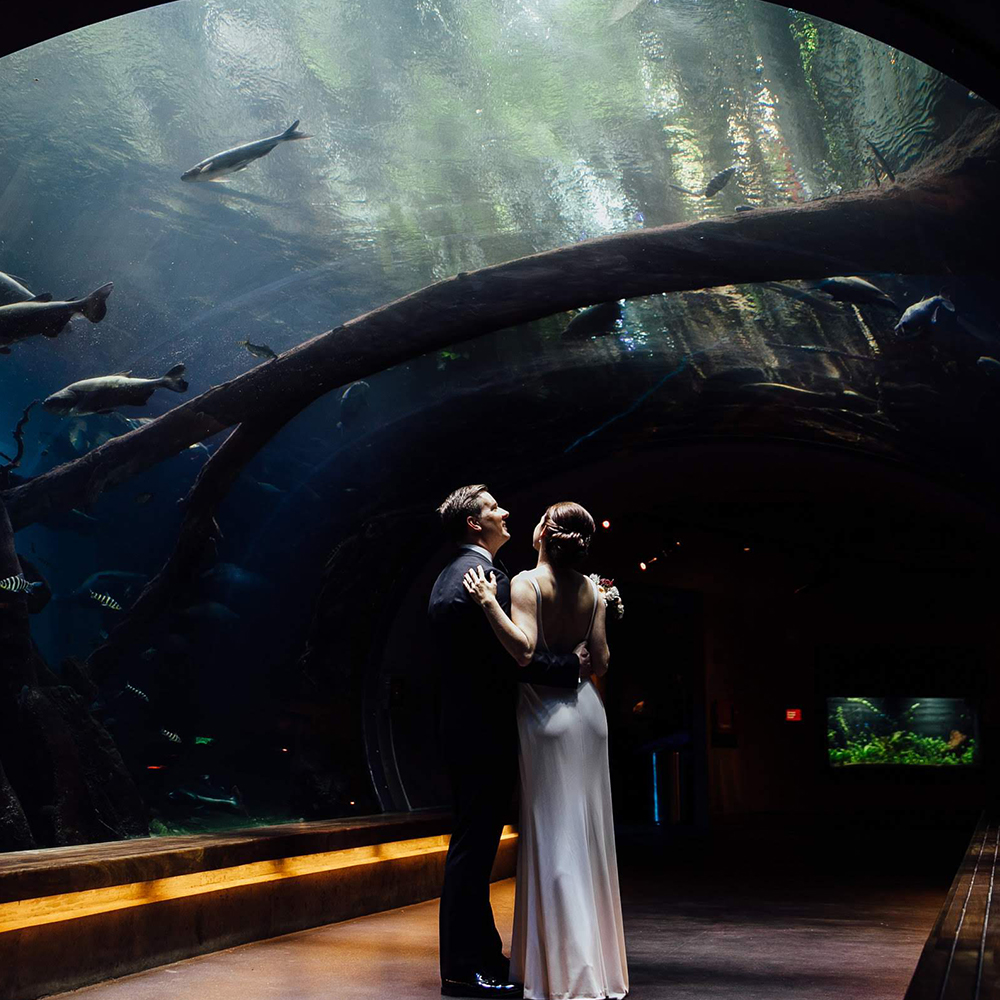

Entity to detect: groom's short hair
[437,484,489,540]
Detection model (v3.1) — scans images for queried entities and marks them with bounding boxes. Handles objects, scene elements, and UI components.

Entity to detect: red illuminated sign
[785,709,802,722]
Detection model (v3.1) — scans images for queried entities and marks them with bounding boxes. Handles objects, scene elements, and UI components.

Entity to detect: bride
[463,501,628,1000]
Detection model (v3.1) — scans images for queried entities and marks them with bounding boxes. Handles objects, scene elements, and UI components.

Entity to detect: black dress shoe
[441,971,523,998]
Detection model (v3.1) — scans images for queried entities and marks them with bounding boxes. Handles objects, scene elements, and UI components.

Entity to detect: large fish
[814,276,898,309]
[181,120,312,182]
[669,166,737,198]
[0,282,113,352]
[43,363,188,416]
[894,295,956,338]
[0,269,48,306]
[562,300,624,339]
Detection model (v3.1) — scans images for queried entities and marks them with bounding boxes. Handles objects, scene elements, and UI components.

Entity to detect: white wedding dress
[510,576,629,1000]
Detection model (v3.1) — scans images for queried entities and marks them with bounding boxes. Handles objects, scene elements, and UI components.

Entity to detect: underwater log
[2,109,999,531]
[86,408,303,680]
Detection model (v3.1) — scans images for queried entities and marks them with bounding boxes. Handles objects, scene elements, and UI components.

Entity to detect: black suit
[428,547,581,981]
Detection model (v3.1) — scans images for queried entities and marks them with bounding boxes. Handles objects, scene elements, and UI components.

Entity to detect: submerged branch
[85,407,303,682]
[2,110,998,531]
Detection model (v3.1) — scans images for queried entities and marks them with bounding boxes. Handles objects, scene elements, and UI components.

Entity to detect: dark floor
[54,822,956,1000]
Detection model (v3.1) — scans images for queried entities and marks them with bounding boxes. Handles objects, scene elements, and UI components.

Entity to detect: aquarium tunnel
[1,1,999,998]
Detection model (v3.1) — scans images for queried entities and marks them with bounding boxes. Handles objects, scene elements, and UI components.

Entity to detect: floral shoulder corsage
[588,574,624,621]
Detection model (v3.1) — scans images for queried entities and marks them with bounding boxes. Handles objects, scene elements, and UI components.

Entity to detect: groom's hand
[573,641,591,677]
[462,564,498,606]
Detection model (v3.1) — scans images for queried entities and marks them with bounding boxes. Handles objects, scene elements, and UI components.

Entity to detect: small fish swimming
[161,729,182,743]
[43,364,188,416]
[238,339,278,361]
[89,590,122,611]
[894,295,956,338]
[0,282,113,352]
[815,276,898,310]
[562,300,624,339]
[0,269,47,306]
[181,120,312,182]
[0,574,44,594]
[865,139,896,182]
[734,204,756,212]
[122,682,150,703]
[338,380,371,429]
[669,166,737,199]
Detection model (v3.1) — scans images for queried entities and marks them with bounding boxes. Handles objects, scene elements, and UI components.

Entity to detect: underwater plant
[827,698,977,766]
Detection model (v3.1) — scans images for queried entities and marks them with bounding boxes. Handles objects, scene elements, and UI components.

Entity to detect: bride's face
[532,511,547,550]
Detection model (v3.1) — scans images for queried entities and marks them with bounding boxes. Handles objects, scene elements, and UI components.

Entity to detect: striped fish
[89,590,122,611]
[161,729,182,743]
[0,574,43,594]
[123,682,150,703]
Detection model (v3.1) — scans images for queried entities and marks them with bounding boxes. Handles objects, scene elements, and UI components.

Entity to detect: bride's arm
[463,566,538,666]
[589,591,610,677]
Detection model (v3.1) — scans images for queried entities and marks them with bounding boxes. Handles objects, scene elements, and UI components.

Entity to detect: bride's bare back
[513,566,609,674]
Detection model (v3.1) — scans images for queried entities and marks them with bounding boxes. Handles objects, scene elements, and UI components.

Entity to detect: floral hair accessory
[588,573,624,620]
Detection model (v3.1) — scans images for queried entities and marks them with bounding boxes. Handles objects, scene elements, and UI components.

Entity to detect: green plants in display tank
[826,697,978,766]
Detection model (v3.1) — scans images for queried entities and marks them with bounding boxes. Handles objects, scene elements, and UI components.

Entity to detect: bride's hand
[463,565,498,606]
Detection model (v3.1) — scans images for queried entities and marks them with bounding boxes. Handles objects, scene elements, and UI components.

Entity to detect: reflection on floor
[53,829,949,1000]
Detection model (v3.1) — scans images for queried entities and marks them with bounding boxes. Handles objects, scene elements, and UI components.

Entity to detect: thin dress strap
[528,577,548,651]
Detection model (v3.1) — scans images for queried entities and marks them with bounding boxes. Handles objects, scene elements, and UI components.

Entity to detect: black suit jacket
[428,548,581,738]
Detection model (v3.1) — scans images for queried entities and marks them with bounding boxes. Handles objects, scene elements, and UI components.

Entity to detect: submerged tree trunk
[2,109,998,532]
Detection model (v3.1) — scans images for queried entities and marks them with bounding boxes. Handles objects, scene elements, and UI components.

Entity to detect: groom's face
[472,492,510,549]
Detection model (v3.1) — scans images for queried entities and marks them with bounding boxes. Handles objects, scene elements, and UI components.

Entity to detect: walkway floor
[53,825,954,1000]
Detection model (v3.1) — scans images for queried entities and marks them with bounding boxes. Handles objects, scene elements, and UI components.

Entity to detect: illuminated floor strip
[0,828,518,933]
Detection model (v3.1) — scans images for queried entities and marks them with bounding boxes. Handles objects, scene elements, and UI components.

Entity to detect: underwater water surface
[0,0,996,847]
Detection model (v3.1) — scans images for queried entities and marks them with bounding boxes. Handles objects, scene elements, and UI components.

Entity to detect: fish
[338,380,371,428]
[562,300,624,339]
[814,276,898,309]
[238,338,278,361]
[976,356,1000,378]
[734,204,756,212]
[38,508,99,534]
[199,562,269,592]
[89,590,122,611]
[135,492,154,505]
[947,730,967,751]
[893,295,956,338]
[161,729,182,743]
[0,282,113,351]
[181,120,313,182]
[43,364,188,416]
[865,139,896,182]
[0,269,48,306]
[0,574,44,594]
[670,166,737,198]
[177,601,240,624]
[167,779,243,811]
[122,682,150,703]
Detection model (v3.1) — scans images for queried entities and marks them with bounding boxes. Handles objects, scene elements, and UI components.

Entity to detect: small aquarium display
[826,698,978,766]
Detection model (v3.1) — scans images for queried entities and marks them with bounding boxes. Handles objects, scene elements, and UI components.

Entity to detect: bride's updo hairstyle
[542,502,595,570]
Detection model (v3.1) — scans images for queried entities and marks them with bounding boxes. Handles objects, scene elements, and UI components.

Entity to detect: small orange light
[648,556,658,563]
[639,562,647,571]
[743,546,751,552]
[349,801,356,806]
[147,765,164,770]
[675,541,680,546]
[602,520,610,529]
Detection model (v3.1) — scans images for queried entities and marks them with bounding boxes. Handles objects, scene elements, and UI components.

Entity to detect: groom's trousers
[439,723,517,981]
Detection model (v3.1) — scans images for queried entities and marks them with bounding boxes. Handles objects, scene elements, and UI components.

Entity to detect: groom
[429,485,586,998]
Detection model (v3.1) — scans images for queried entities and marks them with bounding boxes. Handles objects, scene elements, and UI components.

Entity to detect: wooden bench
[905,812,1000,999]
[0,811,517,1000]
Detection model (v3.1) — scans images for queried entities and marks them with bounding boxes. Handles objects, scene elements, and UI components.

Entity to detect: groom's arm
[519,649,582,689]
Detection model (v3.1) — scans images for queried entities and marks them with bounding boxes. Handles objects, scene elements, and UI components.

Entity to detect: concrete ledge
[0,812,517,1000]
